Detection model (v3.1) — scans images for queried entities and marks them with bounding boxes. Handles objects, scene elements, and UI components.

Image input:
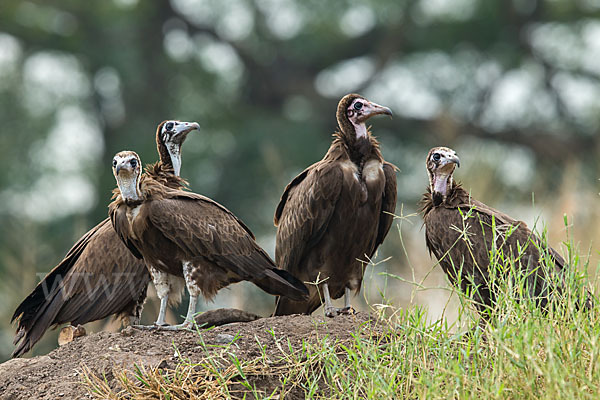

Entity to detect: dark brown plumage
[421,146,586,315]
[11,120,198,357]
[273,94,397,317]
[109,151,309,328]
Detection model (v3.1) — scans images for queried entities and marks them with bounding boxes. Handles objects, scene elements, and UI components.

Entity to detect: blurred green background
[1,0,600,361]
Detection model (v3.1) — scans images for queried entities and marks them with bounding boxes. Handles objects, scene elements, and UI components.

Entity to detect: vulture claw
[324,306,340,318]
[339,306,356,315]
[131,324,161,330]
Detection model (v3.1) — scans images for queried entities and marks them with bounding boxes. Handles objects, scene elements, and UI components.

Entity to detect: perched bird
[11,120,199,357]
[109,151,309,329]
[421,146,587,315]
[273,94,397,317]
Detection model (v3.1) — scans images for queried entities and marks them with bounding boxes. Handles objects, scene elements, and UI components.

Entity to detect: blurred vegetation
[1,0,600,361]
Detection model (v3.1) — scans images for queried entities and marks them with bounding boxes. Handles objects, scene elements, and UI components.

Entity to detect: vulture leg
[155,278,200,330]
[151,267,171,326]
[322,283,340,318]
[156,297,168,326]
[181,294,198,329]
[170,262,200,330]
[131,267,171,329]
[340,287,356,315]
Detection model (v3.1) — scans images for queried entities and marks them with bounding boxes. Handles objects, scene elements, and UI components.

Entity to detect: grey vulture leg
[132,267,170,329]
[340,287,356,315]
[155,296,168,326]
[322,283,337,317]
[179,262,201,328]
[181,295,198,328]
[163,262,200,330]
[323,285,356,317]
[152,267,170,326]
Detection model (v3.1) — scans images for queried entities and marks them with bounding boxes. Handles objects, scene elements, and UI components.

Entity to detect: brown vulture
[273,94,397,317]
[109,151,309,329]
[421,146,590,316]
[11,120,199,357]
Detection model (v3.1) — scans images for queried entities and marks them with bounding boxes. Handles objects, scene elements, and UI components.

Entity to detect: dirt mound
[0,312,376,399]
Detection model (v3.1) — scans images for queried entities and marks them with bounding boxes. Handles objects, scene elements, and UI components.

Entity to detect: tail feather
[12,289,65,357]
[273,291,322,316]
[254,268,309,302]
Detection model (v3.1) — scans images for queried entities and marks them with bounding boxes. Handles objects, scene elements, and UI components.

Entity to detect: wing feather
[11,219,150,357]
[274,163,344,272]
[147,194,275,278]
[369,161,398,257]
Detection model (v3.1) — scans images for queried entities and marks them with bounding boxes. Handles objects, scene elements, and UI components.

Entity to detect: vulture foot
[339,306,356,315]
[324,306,346,318]
[131,322,187,331]
[161,321,195,331]
[325,305,356,318]
[131,324,161,330]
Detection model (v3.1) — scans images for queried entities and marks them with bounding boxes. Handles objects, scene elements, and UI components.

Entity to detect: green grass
[82,217,600,399]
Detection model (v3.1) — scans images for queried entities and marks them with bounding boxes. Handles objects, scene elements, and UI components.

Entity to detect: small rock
[215,334,235,344]
[58,325,86,346]
[120,326,135,337]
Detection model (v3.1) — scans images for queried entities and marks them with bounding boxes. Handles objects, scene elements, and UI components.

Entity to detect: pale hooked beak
[173,121,200,137]
[360,101,393,122]
[444,155,461,168]
[115,160,128,175]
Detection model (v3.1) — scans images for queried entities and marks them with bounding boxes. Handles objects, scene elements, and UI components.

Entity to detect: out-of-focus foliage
[1,0,599,361]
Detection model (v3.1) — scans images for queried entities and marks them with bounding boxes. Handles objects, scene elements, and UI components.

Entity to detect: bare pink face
[346,97,392,125]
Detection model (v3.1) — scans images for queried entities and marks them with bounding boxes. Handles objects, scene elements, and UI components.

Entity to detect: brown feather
[274,94,397,315]
[420,154,588,315]
[11,121,189,357]
[109,173,309,304]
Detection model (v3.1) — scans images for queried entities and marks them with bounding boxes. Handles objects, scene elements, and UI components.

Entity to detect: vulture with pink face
[273,94,397,317]
[11,121,199,356]
[421,146,592,315]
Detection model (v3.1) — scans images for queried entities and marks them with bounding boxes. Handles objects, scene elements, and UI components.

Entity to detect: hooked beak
[115,160,129,175]
[444,155,461,168]
[359,101,393,122]
[115,159,135,176]
[172,121,200,138]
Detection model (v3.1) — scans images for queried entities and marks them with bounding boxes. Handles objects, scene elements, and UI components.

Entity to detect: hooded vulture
[11,120,199,357]
[421,146,590,316]
[109,151,309,329]
[273,94,397,317]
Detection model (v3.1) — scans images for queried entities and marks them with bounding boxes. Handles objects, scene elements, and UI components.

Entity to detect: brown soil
[0,311,377,399]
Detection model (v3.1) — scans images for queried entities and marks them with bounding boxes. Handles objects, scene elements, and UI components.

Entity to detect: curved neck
[156,141,182,177]
[166,142,182,176]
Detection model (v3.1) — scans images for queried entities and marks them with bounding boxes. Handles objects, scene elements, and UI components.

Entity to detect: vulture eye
[112,159,117,167]
[130,159,138,168]
[354,102,363,111]
[432,153,441,162]
[165,122,174,131]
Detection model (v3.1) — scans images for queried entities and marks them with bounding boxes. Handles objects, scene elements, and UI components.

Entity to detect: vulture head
[113,151,143,204]
[156,120,200,176]
[336,94,392,142]
[426,146,460,206]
